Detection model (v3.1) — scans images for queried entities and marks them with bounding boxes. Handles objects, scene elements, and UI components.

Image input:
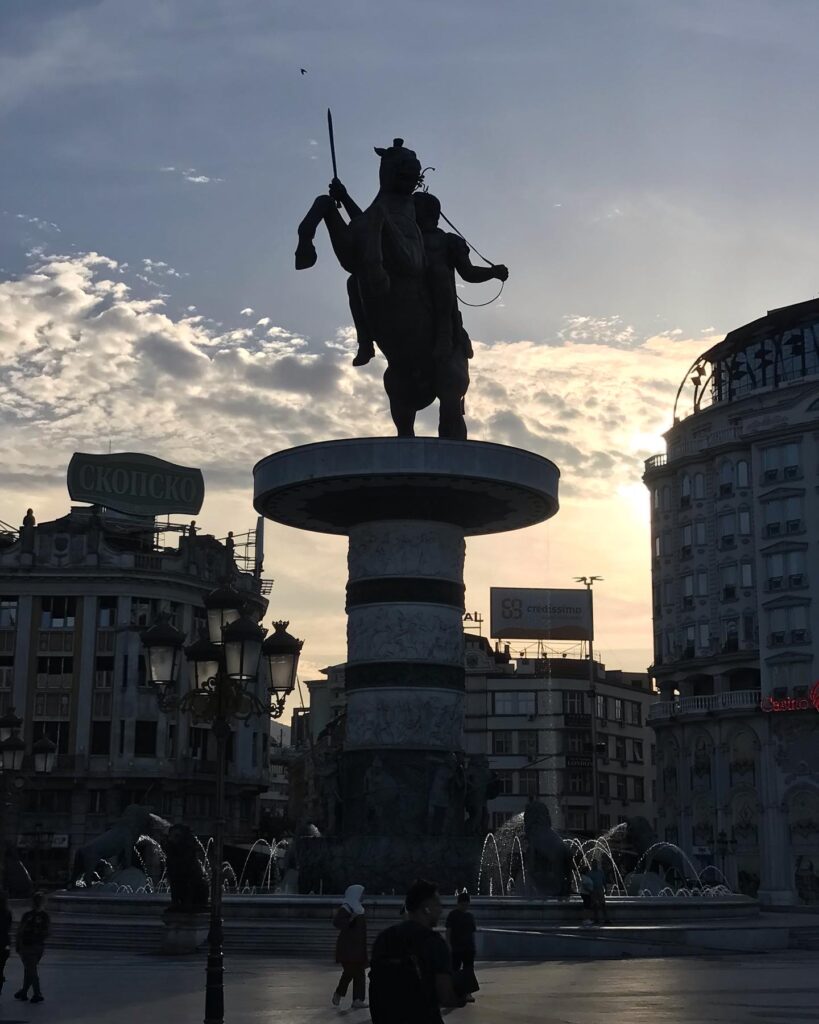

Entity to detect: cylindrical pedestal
[254,438,560,892]
[343,519,466,838]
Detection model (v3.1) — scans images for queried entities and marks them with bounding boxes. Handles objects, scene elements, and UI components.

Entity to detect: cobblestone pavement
[0,950,816,1023]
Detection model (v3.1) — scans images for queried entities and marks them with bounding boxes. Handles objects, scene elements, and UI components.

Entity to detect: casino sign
[760,681,819,714]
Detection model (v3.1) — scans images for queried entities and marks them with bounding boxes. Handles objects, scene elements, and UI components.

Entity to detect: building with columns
[644,298,819,904]
[0,500,270,885]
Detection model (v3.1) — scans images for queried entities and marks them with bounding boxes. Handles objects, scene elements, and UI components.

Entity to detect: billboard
[67,452,205,517]
[490,587,592,641]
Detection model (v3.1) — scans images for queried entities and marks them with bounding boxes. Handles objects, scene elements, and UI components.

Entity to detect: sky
[3,0,819,702]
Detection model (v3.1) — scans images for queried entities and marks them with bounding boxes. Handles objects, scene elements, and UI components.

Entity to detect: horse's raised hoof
[352,348,375,367]
[294,240,317,270]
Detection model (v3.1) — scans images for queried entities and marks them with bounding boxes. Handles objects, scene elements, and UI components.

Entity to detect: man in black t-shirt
[370,879,465,1024]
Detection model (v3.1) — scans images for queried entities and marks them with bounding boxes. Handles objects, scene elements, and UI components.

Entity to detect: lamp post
[574,576,603,837]
[140,586,302,1024]
[0,710,56,889]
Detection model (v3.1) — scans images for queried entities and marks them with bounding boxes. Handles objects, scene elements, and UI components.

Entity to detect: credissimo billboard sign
[67,452,205,517]
[490,587,592,641]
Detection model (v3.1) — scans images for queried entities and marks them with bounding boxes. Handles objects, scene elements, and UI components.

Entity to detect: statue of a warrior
[296,136,508,440]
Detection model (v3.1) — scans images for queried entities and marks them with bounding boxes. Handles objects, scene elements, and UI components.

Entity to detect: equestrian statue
[295,130,508,440]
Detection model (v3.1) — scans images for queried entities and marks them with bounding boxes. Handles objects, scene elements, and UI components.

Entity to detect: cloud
[240,307,254,316]
[158,166,224,185]
[4,211,61,233]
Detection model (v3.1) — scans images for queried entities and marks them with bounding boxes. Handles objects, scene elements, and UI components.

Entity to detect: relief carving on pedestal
[347,605,465,665]
[345,688,464,749]
[348,521,465,582]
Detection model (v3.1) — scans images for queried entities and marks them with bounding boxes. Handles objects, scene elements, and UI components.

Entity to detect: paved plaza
[1,950,817,1024]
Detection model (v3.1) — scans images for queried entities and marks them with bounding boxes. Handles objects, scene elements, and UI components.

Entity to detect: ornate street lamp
[262,621,304,719]
[139,587,302,1024]
[32,734,57,776]
[0,730,25,772]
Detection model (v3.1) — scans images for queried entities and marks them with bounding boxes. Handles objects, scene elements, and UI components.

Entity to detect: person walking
[0,892,12,996]
[445,891,478,1002]
[369,878,465,1024]
[331,884,368,1010]
[589,859,611,926]
[14,891,49,1004]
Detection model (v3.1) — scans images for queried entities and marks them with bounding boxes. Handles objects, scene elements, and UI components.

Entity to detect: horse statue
[164,824,209,910]
[71,804,169,885]
[295,137,507,440]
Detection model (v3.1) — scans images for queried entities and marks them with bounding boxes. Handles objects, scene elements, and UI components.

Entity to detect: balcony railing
[648,689,761,722]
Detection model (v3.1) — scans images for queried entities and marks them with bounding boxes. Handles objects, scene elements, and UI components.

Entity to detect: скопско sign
[67,452,204,517]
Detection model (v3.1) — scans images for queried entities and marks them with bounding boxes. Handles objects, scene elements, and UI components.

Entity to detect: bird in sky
[300,68,307,75]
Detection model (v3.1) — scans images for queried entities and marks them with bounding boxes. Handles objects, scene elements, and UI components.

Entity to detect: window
[131,598,159,628]
[598,773,609,797]
[567,771,590,795]
[40,596,76,629]
[34,692,70,718]
[632,739,644,763]
[722,617,739,651]
[661,486,671,511]
[615,737,626,761]
[765,550,805,588]
[599,813,611,831]
[566,732,588,754]
[663,580,674,605]
[518,770,538,797]
[36,656,73,689]
[90,720,111,756]
[693,473,705,499]
[95,655,114,688]
[518,731,538,757]
[566,808,588,831]
[0,596,17,628]
[185,793,215,818]
[493,691,536,715]
[563,692,585,715]
[738,510,751,536]
[92,691,111,717]
[88,790,106,814]
[741,562,753,589]
[0,656,13,691]
[615,775,627,800]
[632,776,645,802]
[764,441,801,477]
[719,461,733,496]
[495,770,514,795]
[698,623,711,650]
[694,521,707,546]
[492,730,513,755]
[613,699,624,722]
[681,574,694,606]
[97,596,118,628]
[736,461,750,488]
[742,612,757,643]
[167,723,176,758]
[596,694,606,720]
[119,720,125,755]
[681,523,693,549]
[719,512,735,545]
[696,570,708,597]
[134,720,158,757]
[24,788,71,814]
[680,474,691,505]
[628,702,642,727]
[652,487,660,511]
[251,731,259,768]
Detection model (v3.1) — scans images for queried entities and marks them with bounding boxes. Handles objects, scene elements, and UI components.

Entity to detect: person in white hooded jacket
[331,884,368,1010]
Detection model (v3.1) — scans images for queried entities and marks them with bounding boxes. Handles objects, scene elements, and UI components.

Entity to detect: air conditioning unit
[769,632,786,647]
[790,573,805,588]
[783,465,800,480]
[791,629,808,644]
[763,468,779,482]
[764,523,781,537]
[786,520,802,534]
[768,577,783,591]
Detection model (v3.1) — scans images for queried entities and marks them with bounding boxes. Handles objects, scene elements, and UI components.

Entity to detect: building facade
[644,298,819,903]
[0,502,271,885]
[463,635,656,835]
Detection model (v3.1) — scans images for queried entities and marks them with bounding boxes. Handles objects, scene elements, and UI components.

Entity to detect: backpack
[17,911,48,946]
[369,925,434,1024]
